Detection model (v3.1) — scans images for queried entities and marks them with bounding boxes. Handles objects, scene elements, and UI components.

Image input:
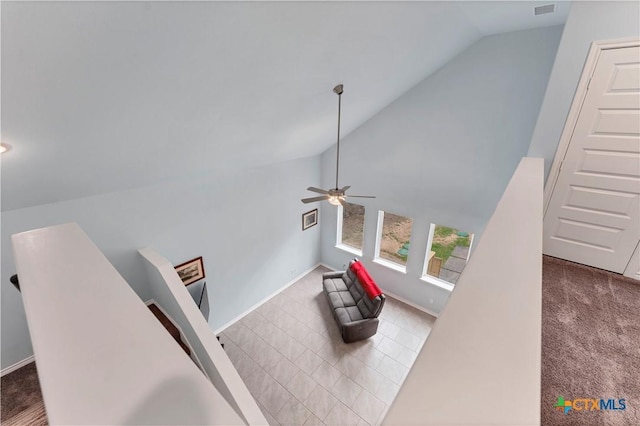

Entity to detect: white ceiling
[0,1,569,211]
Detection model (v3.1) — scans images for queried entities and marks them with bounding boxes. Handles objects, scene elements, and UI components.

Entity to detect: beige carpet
[541,255,640,426]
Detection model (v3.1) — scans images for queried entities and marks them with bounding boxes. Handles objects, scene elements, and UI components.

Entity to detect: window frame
[335,204,364,257]
[420,223,474,292]
[373,210,411,274]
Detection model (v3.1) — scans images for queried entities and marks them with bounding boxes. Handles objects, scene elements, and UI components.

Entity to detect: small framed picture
[302,209,318,230]
[175,256,205,286]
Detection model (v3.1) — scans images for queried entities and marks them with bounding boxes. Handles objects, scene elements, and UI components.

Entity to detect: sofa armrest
[371,294,386,318]
[323,271,345,279]
[341,317,379,343]
[341,318,375,328]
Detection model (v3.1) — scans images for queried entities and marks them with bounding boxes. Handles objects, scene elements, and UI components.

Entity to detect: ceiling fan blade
[301,195,329,204]
[338,197,348,207]
[340,185,351,192]
[347,195,376,199]
[307,187,329,194]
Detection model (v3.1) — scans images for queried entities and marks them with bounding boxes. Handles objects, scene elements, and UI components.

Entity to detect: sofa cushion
[335,306,364,324]
[329,290,356,308]
[323,277,348,293]
[343,267,357,284]
[348,278,364,300]
[338,290,356,306]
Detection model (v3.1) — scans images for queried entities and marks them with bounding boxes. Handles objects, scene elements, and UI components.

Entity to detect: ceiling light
[328,196,342,206]
[0,143,12,154]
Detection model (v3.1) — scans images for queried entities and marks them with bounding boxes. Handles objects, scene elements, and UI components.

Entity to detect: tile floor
[219,266,435,426]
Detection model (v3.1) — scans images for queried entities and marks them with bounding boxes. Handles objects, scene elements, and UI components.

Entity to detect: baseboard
[1,355,35,377]
[213,263,324,335]
[383,290,439,319]
[319,262,339,271]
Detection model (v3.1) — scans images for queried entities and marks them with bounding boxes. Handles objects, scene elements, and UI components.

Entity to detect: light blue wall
[1,156,322,370]
[528,1,640,180]
[319,26,563,314]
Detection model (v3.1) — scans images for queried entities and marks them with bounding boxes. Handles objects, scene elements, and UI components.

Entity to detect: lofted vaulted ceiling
[0,1,569,211]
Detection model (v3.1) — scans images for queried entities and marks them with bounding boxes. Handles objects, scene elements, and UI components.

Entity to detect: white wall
[320,26,563,314]
[528,1,640,180]
[1,156,322,370]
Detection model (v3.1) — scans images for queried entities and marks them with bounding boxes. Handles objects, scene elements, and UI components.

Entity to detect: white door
[544,45,640,273]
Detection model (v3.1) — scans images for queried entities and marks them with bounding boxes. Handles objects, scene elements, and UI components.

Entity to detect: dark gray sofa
[322,260,385,343]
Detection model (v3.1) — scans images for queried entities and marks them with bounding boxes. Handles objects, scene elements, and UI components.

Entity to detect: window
[336,203,365,255]
[423,223,474,287]
[374,211,413,272]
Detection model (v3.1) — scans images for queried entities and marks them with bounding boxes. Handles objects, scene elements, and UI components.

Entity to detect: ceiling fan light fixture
[328,196,342,206]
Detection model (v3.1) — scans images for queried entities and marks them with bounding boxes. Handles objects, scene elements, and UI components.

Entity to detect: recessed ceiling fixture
[0,143,12,154]
[534,4,555,15]
[301,84,375,206]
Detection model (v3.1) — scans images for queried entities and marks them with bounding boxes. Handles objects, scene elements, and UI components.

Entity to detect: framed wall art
[175,256,205,286]
[302,209,318,231]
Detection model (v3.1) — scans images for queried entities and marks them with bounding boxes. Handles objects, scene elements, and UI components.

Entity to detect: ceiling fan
[302,84,375,206]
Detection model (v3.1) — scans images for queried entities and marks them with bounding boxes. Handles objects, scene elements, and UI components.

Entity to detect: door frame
[625,241,640,280]
[543,37,640,217]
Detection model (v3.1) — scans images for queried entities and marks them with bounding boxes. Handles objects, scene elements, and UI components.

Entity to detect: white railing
[11,223,244,425]
[139,247,267,426]
[383,157,543,425]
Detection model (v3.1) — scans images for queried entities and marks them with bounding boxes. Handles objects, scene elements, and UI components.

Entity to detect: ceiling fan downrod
[334,84,343,191]
[300,83,376,206]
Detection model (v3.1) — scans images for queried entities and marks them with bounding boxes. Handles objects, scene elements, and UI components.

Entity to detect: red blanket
[350,261,382,299]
